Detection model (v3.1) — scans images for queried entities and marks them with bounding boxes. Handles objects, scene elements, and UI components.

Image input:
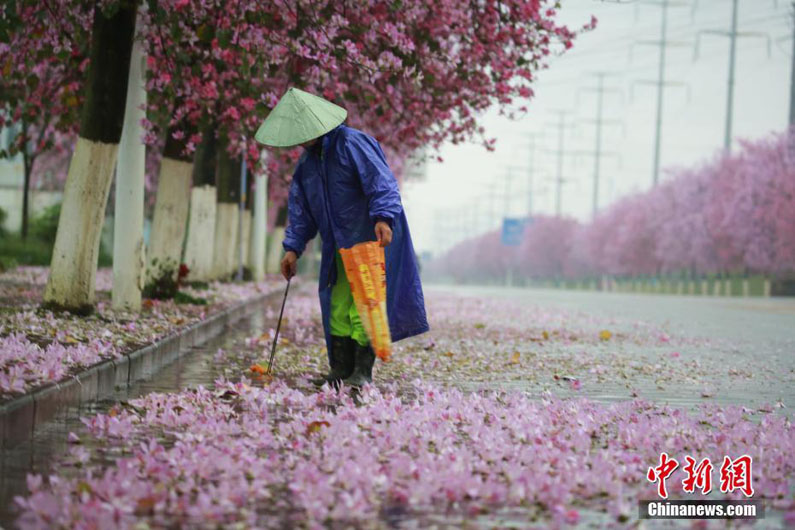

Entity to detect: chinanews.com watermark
[640,453,764,521]
[640,500,764,520]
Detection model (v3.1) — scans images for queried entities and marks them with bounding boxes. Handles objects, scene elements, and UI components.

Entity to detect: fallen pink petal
[1,1,793,528]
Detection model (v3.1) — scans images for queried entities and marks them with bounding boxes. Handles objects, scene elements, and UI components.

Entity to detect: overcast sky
[402,0,793,257]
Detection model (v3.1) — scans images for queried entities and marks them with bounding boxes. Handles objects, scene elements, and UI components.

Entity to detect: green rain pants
[330,252,369,346]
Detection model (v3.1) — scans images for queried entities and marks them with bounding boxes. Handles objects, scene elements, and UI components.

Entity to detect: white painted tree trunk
[212,202,238,279]
[183,185,216,281]
[250,173,268,282]
[44,139,118,311]
[147,158,192,280]
[112,28,146,311]
[239,209,251,270]
[266,226,286,274]
[42,2,137,313]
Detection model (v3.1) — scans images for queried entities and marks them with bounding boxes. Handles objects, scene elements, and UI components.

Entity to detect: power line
[633,0,693,186]
[541,110,578,216]
[788,1,795,126]
[695,0,774,151]
[537,5,786,82]
[577,72,625,218]
[538,33,782,91]
[523,133,537,218]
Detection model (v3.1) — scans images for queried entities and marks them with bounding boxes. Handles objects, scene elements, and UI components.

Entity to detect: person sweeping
[254,88,429,388]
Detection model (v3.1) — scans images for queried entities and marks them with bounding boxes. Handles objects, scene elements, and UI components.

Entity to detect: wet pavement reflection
[0,310,270,527]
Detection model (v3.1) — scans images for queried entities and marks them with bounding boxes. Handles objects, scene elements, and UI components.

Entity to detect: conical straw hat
[254,87,348,147]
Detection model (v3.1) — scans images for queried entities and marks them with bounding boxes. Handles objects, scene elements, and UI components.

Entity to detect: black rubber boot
[311,336,355,388]
[341,342,376,388]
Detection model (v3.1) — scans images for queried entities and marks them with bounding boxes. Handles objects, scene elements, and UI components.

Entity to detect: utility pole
[460,198,477,239]
[695,0,773,152]
[455,208,468,246]
[500,166,526,288]
[481,186,499,232]
[433,210,450,253]
[503,167,515,216]
[480,184,512,230]
[652,0,670,185]
[592,74,606,216]
[527,136,535,218]
[542,111,577,216]
[789,1,795,126]
[470,198,480,236]
[502,164,531,219]
[726,0,739,151]
[632,0,691,186]
[521,133,537,218]
[439,207,467,251]
[488,188,497,230]
[555,113,565,216]
[577,72,624,218]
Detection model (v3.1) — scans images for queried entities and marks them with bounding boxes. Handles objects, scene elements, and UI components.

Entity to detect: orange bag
[339,241,392,361]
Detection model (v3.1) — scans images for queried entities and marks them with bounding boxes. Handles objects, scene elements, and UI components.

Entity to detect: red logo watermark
[647,454,754,499]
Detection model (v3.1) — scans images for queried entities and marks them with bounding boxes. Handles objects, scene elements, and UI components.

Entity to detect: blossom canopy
[255,87,348,147]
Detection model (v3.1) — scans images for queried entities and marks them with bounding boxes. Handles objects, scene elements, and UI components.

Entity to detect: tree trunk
[21,151,32,240]
[112,13,146,311]
[266,225,286,275]
[182,128,217,281]
[147,124,194,283]
[238,167,252,273]
[43,1,137,314]
[233,166,251,280]
[249,169,268,282]
[212,146,240,279]
[240,206,252,272]
[266,205,287,274]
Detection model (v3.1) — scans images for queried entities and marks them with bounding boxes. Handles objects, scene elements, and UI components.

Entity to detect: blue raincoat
[282,125,429,357]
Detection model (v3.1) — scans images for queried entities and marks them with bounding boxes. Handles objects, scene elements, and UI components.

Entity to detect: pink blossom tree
[141,0,595,199]
[4,0,591,309]
[713,131,795,274]
[516,216,579,280]
[430,129,795,283]
[0,2,90,238]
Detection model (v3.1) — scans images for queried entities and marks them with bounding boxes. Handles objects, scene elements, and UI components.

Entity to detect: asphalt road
[425,285,795,415]
[431,285,795,346]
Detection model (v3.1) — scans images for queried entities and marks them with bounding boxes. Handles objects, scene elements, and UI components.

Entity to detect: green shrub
[29,203,61,244]
[175,291,208,305]
[0,256,18,272]
[0,236,53,265]
[143,259,203,302]
[98,245,112,267]
[15,202,112,266]
[0,201,111,268]
[0,206,7,238]
[0,234,111,268]
[143,258,181,300]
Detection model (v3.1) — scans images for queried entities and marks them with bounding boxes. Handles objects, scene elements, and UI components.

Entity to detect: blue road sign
[501,217,525,246]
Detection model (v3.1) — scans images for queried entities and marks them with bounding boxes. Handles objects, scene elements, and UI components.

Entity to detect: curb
[0,291,272,451]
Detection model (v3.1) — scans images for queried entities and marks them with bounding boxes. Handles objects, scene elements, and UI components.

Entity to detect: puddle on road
[0,310,271,527]
[453,378,793,421]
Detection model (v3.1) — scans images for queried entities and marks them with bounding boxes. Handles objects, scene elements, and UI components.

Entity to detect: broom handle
[267,278,291,373]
